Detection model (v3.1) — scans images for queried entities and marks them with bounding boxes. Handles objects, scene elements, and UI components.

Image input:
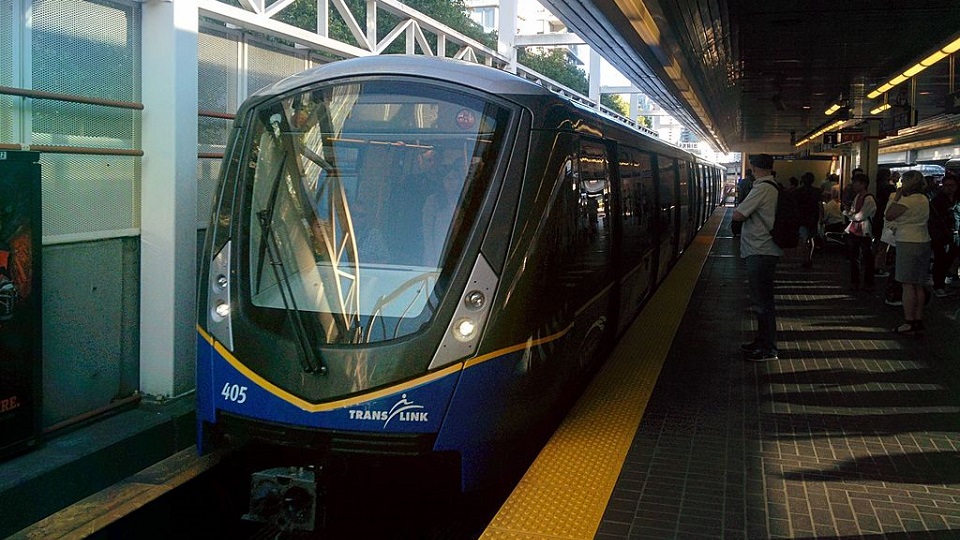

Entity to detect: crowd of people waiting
[734,163,960,339]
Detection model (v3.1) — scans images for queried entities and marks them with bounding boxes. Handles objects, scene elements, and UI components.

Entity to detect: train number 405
[221,382,248,404]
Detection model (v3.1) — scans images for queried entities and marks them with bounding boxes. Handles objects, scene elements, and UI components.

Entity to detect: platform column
[590,49,601,108]
[858,118,881,195]
[139,0,199,399]
[497,0,518,73]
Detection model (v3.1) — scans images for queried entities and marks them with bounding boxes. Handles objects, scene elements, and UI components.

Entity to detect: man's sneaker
[874,269,890,278]
[744,349,778,362]
[885,297,903,306]
[740,341,760,353]
[933,288,953,298]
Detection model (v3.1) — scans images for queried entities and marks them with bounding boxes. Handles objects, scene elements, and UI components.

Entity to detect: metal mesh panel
[41,153,139,237]
[0,1,13,141]
[197,158,222,228]
[0,96,13,142]
[247,41,307,96]
[199,115,231,154]
[31,0,141,238]
[32,0,139,144]
[199,30,239,113]
[198,30,239,230]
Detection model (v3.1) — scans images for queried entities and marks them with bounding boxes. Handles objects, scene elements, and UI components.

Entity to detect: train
[196,54,723,531]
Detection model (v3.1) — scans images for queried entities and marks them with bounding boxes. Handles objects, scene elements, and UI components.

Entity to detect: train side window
[658,157,677,237]
[657,156,677,276]
[544,138,613,307]
[578,140,610,237]
[618,148,655,264]
[677,160,693,249]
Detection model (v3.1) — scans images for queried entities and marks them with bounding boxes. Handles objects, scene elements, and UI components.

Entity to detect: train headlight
[207,241,235,350]
[453,317,477,342]
[213,301,231,321]
[464,290,485,310]
[429,255,496,369]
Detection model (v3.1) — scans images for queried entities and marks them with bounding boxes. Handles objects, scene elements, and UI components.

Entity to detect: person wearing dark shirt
[795,172,822,267]
[930,173,958,297]
[843,173,876,291]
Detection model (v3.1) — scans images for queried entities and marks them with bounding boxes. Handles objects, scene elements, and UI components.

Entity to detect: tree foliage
[602,94,629,117]
[518,49,630,117]
[517,48,588,94]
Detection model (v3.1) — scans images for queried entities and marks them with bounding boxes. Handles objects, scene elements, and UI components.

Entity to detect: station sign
[840,130,863,143]
[822,132,839,147]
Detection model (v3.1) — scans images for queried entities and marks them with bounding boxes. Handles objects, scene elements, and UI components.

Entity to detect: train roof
[241,56,722,166]
[248,55,553,102]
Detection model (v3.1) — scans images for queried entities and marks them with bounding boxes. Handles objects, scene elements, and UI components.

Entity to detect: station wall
[2,0,319,430]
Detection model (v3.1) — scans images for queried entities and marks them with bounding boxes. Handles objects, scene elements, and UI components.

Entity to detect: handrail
[28,145,143,157]
[0,142,143,157]
[0,85,143,110]
[199,109,235,120]
[1,87,145,156]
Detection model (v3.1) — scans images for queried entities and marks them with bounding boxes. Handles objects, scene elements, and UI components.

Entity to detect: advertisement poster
[0,151,42,459]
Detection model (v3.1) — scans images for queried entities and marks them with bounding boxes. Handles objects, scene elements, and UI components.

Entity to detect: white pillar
[139,0,199,399]
[497,0,518,73]
[589,49,601,108]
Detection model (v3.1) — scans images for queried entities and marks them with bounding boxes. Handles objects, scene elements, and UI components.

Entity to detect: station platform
[483,207,960,539]
[4,207,959,539]
[0,396,195,538]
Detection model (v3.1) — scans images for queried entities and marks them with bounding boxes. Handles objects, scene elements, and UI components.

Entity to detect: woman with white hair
[884,170,931,336]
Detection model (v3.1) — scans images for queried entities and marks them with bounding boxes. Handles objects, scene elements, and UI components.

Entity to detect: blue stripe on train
[200,338,459,433]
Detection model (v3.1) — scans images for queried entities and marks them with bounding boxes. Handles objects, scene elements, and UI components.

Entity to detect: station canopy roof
[541,0,960,154]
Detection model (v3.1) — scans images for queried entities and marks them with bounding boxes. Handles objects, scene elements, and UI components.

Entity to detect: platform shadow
[781,450,960,485]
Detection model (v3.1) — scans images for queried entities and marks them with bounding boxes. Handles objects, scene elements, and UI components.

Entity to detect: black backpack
[760,180,801,248]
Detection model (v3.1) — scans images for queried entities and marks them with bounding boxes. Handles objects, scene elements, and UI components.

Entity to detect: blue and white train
[196,54,723,530]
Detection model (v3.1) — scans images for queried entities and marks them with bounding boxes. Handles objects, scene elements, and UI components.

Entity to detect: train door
[677,161,690,252]
[615,146,657,332]
[559,137,618,369]
[700,165,708,225]
[656,155,677,283]
[690,163,703,227]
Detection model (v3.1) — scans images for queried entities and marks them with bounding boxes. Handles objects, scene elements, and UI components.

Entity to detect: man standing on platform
[731,169,755,236]
[732,154,782,361]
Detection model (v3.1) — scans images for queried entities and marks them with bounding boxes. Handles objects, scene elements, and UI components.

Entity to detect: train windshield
[242,79,508,344]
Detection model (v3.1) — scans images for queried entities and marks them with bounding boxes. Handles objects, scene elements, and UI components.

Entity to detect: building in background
[466,0,732,162]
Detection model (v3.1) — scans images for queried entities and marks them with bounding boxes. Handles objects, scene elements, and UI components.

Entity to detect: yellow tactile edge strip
[481,210,723,540]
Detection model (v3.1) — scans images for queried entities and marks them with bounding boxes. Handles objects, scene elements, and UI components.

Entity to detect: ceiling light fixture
[867,35,960,99]
[824,103,841,116]
[870,103,891,115]
[794,119,847,148]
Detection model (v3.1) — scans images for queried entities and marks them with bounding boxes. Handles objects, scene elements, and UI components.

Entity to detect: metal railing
[0,85,144,157]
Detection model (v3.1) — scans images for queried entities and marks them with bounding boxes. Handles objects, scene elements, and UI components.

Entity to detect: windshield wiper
[255,152,326,375]
[257,209,326,375]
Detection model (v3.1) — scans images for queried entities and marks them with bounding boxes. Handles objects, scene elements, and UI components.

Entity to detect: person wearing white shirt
[884,170,931,336]
[732,154,781,362]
